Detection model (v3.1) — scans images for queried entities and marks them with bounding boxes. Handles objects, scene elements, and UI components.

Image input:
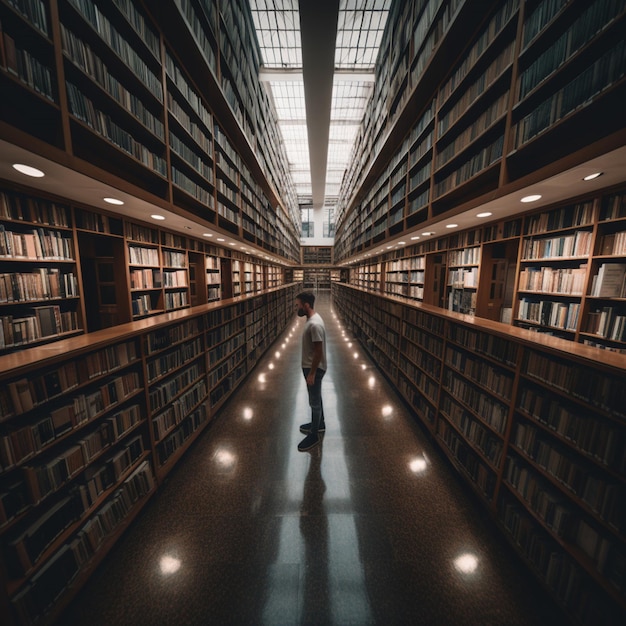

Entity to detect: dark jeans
[303,368,325,433]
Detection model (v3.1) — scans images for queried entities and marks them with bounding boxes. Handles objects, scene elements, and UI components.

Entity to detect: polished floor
[61,293,570,625]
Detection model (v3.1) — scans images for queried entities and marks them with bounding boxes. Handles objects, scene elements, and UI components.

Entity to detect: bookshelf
[332,281,626,626]
[0,0,301,267]
[0,189,83,352]
[333,0,626,262]
[1,178,288,354]
[0,282,299,625]
[354,187,626,354]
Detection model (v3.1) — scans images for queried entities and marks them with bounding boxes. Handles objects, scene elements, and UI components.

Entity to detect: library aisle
[61,293,568,625]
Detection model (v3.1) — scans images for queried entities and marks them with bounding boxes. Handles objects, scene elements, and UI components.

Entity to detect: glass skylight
[250,0,390,206]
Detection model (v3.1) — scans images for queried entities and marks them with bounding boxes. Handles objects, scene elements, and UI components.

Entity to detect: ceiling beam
[299,0,340,209]
[259,68,375,82]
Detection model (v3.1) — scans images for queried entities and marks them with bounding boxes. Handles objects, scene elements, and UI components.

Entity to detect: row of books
[514,38,626,146]
[448,324,518,365]
[442,370,509,434]
[0,192,69,226]
[148,361,203,413]
[157,404,208,466]
[146,337,203,384]
[438,0,519,103]
[171,165,216,207]
[4,424,145,579]
[517,299,580,331]
[170,130,213,180]
[164,290,188,310]
[597,231,626,256]
[448,267,478,288]
[518,265,587,295]
[505,452,622,560]
[124,222,158,244]
[0,307,81,349]
[440,396,504,467]
[516,384,623,472]
[66,0,162,100]
[146,318,201,354]
[498,498,621,622]
[162,250,187,268]
[84,341,138,380]
[586,307,626,342]
[445,346,514,400]
[0,225,74,260]
[162,269,187,287]
[517,0,623,100]
[524,202,595,235]
[5,0,49,35]
[447,288,477,314]
[130,293,159,316]
[209,345,247,391]
[60,25,165,140]
[399,358,439,406]
[65,81,168,176]
[437,420,496,500]
[0,269,79,302]
[128,244,159,267]
[151,380,207,442]
[600,193,626,221]
[438,41,515,137]
[435,134,504,198]
[522,350,626,418]
[0,27,55,101]
[208,330,246,367]
[0,396,141,473]
[19,372,141,450]
[511,422,623,530]
[168,93,213,155]
[10,460,154,625]
[399,336,441,378]
[522,230,592,259]
[589,263,626,297]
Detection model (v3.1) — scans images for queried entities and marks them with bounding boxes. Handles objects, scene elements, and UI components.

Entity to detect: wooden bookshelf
[333,0,626,261]
[332,281,626,626]
[0,282,299,626]
[356,188,626,354]
[0,0,301,266]
[0,188,83,352]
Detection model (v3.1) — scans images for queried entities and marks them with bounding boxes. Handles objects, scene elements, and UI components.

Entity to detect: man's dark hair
[296,291,315,307]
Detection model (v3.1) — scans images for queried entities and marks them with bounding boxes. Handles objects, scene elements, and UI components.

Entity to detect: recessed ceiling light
[104,197,124,205]
[446,224,458,228]
[217,238,225,242]
[13,163,44,177]
[521,194,542,203]
[184,226,192,230]
[583,172,602,181]
[398,241,406,245]
[203,233,213,237]
[229,242,236,246]
[422,231,434,236]
[151,214,165,220]
[410,236,420,240]
[477,211,492,218]
[386,245,393,249]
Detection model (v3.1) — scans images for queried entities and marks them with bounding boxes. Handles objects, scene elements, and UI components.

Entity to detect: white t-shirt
[301,312,327,371]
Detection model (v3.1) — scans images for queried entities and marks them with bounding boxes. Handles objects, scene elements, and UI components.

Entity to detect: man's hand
[306,370,316,386]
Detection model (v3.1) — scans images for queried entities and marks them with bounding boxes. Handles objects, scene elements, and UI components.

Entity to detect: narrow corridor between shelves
[61,292,567,625]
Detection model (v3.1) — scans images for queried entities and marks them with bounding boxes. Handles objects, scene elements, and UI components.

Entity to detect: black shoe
[298,432,321,452]
[299,422,326,435]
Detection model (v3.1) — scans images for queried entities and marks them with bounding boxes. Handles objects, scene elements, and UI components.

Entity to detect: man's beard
[297,308,307,317]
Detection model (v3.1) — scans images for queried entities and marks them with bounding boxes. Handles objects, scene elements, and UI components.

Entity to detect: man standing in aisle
[296,291,327,452]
